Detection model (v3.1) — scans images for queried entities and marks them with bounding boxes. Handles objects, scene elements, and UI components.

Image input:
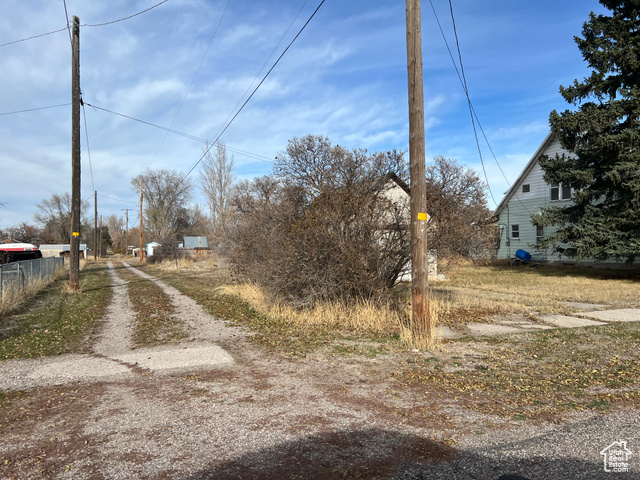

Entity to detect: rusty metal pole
[405,0,431,342]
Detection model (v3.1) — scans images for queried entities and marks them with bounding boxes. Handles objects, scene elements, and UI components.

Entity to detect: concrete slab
[465,323,524,336]
[116,344,235,372]
[28,356,132,382]
[517,324,554,330]
[581,308,640,323]
[539,315,607,328]
[560,301,607,310]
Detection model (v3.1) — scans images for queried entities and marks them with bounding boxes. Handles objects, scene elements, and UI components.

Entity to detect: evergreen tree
[534,0,640,263]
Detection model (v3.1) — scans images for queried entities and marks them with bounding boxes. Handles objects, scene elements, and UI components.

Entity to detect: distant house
[381,173,438,280]
[493,133,577,262]
[183,236,209,249]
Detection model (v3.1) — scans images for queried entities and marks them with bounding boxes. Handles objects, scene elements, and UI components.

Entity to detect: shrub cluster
[229,136,410,307]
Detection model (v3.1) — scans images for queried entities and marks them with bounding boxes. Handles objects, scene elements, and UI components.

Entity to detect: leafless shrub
[229,135,410,307]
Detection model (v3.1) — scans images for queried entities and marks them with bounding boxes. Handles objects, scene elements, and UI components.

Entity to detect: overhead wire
[62,0,73,46]
[0,103,71,116]
[81,102,95,193]
[97,193,138,205]
[85,102,274,163]
[447,0,497,207]
[147,0,231,168]
[0,27,68,49]
[179,0,327,185]
[429,0,531,213]
[213,0,310,142]
[82,0,170,27]
[0,0,170,49]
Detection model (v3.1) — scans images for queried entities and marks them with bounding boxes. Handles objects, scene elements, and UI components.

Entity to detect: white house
[382,173,438,279]
[494,133,575,262]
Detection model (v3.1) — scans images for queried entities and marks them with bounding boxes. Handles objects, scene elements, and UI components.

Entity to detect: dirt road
[0,263,638,479]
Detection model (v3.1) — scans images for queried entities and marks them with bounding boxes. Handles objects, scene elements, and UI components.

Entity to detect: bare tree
[230,135,411,306]
[106,215,125,253]
[425,156,496,263]
[200,142,235,239]
[131,169,192,241]
[6,223,42,244]
[34,193,89,243]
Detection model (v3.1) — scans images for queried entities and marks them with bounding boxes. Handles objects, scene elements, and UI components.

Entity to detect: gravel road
[0,262,637,479]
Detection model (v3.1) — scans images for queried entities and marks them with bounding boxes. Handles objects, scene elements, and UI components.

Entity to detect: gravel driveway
[0,263,637,479]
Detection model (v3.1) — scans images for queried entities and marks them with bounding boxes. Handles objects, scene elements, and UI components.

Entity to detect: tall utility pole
[121,208,133,252]
[139,180,144,264]
[405,0,431,340]
[94,191,98,261]
[69,15,81,290]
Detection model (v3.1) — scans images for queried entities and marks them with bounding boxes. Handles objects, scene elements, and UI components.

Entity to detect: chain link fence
[0,257,65,300]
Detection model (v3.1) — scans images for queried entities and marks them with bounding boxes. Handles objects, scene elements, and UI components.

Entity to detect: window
[511,224,520,239]
[522,184,530,193]
[551,183,571,201]
[535,225,544,244]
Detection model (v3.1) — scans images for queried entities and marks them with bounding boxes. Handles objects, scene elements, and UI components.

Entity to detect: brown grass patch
[116,264,188,347]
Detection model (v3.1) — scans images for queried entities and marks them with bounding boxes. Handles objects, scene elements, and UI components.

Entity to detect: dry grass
[219,283,442,350]
[219,284,403,336]
[446,264,640,304]
[0,264,67,317]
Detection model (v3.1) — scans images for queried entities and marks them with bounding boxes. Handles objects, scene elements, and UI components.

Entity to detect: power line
[97,193,138,205]
[0,103,71,116]
[147,0,231,168]
[0,0,170,49]
[62,0,73,46]
[84,102,274,163]
[447,0,497,206]
[82,0,170,27]
[0,27,68,49]
[81,102,95,192]
[180,0,327,184]
[214,0,310,142]
[428,0,531,213]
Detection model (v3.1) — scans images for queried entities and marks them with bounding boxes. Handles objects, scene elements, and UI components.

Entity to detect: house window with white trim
[535,225,544,244]
[511,224,520,239]
[550,183,571,201]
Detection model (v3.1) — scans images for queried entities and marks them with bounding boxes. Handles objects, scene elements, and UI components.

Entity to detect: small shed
[146,242,162,257]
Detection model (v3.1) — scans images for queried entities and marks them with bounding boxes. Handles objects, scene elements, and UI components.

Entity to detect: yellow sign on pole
[72,232,80,237]
[417,212,429,221]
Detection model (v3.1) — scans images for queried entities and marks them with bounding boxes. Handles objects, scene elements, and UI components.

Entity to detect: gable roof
[494,132,555,217]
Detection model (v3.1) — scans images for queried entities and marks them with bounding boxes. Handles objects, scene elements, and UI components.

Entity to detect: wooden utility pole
[139,180,144,264]
[121,208,133,252]
[94,191,98,261]
[69,15,81,290]
[405,0,431,341]
[99,215,103,257]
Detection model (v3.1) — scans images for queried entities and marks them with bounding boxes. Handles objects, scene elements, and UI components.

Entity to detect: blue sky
[0,0,608,230]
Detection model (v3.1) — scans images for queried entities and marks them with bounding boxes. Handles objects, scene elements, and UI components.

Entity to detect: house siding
[495,135,573,262]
